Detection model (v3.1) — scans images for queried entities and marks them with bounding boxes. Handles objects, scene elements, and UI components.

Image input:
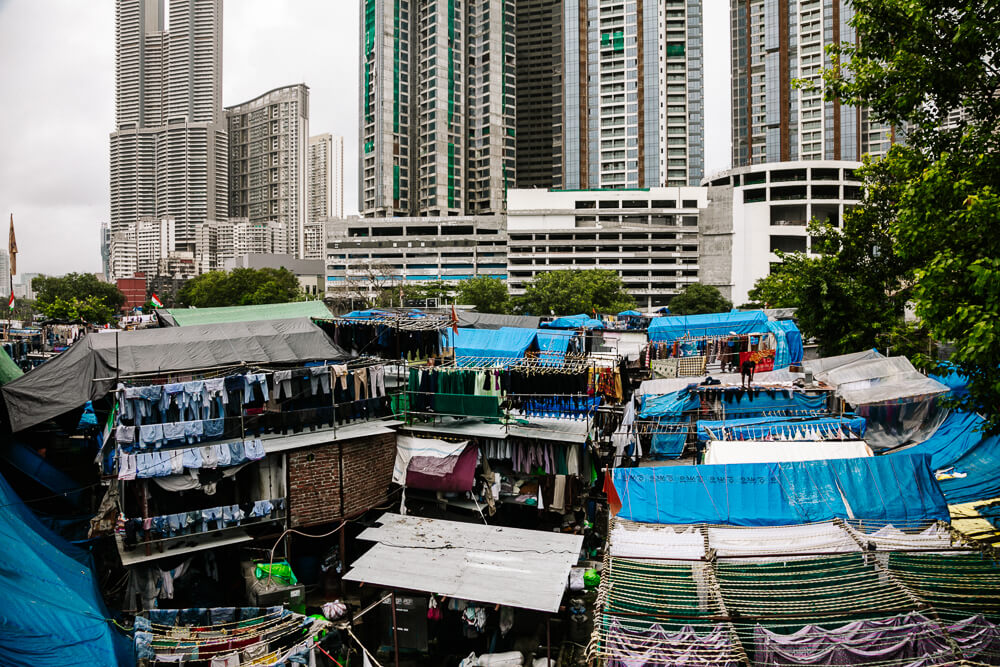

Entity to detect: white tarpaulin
[708,523,862,559]
[608,523,705,559]
[814,356,949,406]
[344,513,583,613]
[609,519,955,563]
[393,435,468,485]
[703,440,873,465]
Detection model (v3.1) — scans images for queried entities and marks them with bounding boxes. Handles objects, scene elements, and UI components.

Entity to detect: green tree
[515,269,634,316]
[818,0,1000,430]
[33,273,124,324]
[177,267,303,307]
[456,277,509,314]
[401,280,456,307]
[748,152,923,356]
[667,283,732,316]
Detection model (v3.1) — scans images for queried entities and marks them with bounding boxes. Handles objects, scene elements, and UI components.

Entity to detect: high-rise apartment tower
[730,0,896,166]
[110,0,227,261]
[562,0,704,189]
[226,84,310,258]
[359,0,516,217]
[308,133,345,221]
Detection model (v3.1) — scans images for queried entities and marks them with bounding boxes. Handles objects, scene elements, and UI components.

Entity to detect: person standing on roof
[741,357,756,389]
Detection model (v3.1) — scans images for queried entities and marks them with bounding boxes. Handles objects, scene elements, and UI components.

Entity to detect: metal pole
[390,592,400,667]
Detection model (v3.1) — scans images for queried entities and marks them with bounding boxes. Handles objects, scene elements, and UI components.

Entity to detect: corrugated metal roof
[164,301,332,326]
[402,417,589,443]
[343,513,583,612]
[261,420,402,454]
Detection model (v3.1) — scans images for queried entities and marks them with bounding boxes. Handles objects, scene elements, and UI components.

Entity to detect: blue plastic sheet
[0,473,133,666]
[696,415,867,444]
[535,330,573,365]
[891,411,990,473]
[771,320,804,365]
[915,411,1000,504]
[444,327,539,359]
[929,363,969,397]
[647,310,769,343]
[641,389,828,418]
[542,314,605,329]
[610,454,949,526]
[618,310,642,317]
[639,391,700,459]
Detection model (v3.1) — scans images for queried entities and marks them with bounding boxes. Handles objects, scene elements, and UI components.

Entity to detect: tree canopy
[456,277,510,314]
[177,268,305,308]
[515,270,634,316]
[667,283,732,316]
[32,273,125,324]
[814,0,1000,430]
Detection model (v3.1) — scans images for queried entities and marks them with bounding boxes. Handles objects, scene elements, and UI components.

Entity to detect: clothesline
[320,315,451,331]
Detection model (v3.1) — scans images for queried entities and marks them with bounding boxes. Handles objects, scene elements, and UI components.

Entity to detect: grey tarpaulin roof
[343,512,584,613]
[456,311,541,330]
[814,355,949,406]
[1,318,348,432]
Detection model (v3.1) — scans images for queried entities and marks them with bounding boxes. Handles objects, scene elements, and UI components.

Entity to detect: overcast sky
[0,0,730,277]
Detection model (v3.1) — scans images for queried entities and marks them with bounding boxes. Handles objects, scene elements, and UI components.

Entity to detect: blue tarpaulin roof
[937,424,1000,504]
[639,390,701,458]
[639,389,828,419]
[535,330,574,364]
[0,472,133,665]
[618,310,642,317]
[890,410,1000,504]
[929,363,969,397]
[647,310,770,343]
[609,454,949,526]
[696,415,867,444]
[444,327,539,359]
[541,314,605,329]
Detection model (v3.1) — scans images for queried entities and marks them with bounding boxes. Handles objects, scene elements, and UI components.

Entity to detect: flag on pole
[7,293,13,311]
[8,214,16,276]
[150,293,164,308]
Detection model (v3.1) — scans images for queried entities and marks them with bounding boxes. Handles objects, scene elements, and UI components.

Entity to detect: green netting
[888,553,1000,620]
[603,559,719,632]
[0,345,24,385]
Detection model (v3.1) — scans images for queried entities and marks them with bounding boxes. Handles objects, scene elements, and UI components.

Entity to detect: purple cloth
[753,612,1000,665]
[605,619,740,667]
[406,445,478,492]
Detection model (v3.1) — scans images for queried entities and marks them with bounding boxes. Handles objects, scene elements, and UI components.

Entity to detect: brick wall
[287,431,397,528]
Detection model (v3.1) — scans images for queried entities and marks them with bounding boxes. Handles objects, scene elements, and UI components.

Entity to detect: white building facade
[506,188,707,309]
[308,133,344,222]
[700,160,863,304]
[325,215,507,298]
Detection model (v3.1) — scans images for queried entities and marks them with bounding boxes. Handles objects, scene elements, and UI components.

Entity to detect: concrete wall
[698,184,735,301]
